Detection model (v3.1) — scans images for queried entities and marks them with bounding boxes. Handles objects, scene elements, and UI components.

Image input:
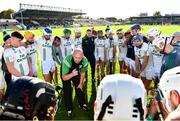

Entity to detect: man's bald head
[73,48,84,64]
[73,48,84,55]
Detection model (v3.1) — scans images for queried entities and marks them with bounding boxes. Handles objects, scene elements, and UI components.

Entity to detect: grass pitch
[0,25,180,120]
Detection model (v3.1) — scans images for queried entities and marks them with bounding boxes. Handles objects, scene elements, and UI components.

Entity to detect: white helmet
[152,35,171,50]
[147,28,160,38]
[94,74,146,121]
[159,66,180,111]
[43,27,52,35]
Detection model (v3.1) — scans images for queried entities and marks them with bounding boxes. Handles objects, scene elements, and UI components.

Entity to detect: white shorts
[41,60,56,74]
[140,66,154,80]
[153,72,160,80]
[153,65,161,79]
[107,56,116,62]
[118,53,126,61]
[95,55,105,61]
[125,58,135,71]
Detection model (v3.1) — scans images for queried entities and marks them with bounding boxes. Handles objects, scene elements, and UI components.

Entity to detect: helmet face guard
[0,77,57,120]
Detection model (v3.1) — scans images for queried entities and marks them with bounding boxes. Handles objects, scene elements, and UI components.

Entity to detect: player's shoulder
[64,54,72,61]
[61,37,67,42]
[72,36,76,40]
[142,42,149,49]
[37,36,44,41]
[4,47,14,55]
[0,46,4,52]
[94,37,98,41]
[114,37,119,42]
[36,36,45,44]
[63,55,72,67]
[82,56,88,64]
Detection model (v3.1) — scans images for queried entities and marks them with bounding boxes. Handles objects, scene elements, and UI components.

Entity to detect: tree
[74,15,89,19]
[105,17,117,22]
[97,18,104,20]
[116,18,123,22]
[153,11,162,17]
[0,9,15,19]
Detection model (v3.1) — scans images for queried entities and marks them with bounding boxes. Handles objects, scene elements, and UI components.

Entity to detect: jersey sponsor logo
[118,39,123,47]
[42,43,52,48]
[74,41,82,48]
[27,49,36,56]
[136,49,146,60]
[152,49,162,56]
[96,40,106,47]
[17,54,27,62]
[63,41,72,46]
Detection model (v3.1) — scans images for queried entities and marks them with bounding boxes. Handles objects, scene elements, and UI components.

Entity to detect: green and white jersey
[106,38,116,59]
[4,46,29,76]
[151,37,164,74]
[134,43,149,64]
[72,37,82,49]
[114,37,127,55]
[26,43,36,65]
[36,36,53,61]
[146,43,154,68]
[0,46,4,68]
[60,37,73,60]
[94,38,108,57]
[152,37,163,57]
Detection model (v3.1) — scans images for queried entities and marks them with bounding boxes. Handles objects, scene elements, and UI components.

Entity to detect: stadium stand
[0,19,20,30]
[130,14,180,25]
[73,19,114,27]
[12,3,85,28]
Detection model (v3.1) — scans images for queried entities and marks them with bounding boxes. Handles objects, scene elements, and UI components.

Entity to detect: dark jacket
[82,35,96,57]
[126,39,135,61]
[160,42,180,77]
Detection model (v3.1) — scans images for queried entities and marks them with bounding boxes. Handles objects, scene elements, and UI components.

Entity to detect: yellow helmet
[24,31,35,40]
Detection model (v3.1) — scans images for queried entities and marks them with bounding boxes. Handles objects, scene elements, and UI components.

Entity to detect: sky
[0,0,180,19]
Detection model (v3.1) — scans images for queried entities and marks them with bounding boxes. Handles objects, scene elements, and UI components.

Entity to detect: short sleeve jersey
[26,43,36,65]
[4,46,29,76]
[60,37,73,60]
[134,43,149,64]
[36,36,53,61]
[94,38,108,56]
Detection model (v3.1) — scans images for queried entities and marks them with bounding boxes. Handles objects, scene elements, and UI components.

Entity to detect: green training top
[62,54,88,75]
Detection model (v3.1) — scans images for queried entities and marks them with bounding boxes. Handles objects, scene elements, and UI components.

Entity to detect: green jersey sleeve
[62,55,72,75]
[80,56,88,72]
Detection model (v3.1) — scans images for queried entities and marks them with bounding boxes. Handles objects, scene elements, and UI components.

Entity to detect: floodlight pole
[20,4,24,25]
[21,10,24,25]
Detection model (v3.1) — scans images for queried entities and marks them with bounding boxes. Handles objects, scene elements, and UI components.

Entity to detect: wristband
[146,114,153,121]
